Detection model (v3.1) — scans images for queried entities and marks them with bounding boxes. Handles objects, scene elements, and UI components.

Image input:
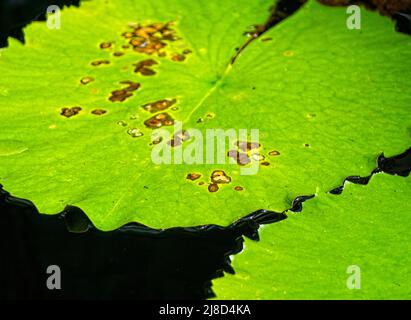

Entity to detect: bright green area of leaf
[0,0,410,230]
[213,173,411,299]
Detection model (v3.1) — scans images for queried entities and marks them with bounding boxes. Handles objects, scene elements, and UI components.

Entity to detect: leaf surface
[0,0,410,230]
[213,173,411,299]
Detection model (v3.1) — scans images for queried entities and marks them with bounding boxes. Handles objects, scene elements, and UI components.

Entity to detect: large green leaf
[0,0,410,230]
[213,172,411,299]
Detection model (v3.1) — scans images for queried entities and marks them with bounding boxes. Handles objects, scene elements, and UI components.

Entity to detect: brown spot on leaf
[236,141,261,152]
[142,99,177,113]
[127,128,144,138]
[133,46,156,55]
[136,59,158,67]
[227,150,251,166]
[150,136,163,145]
[261,161,270,166]
[171,53,185,62]
[186,173,201,181]
[113,52,125,57]
[109,81,140,102]
[183,49,192,55]
[167,139,182,147]
[140,68,157,76]
[155,113,166,120]
[119,81,140,92]
[234,186,244,191]
[151,22,166,30]
[237,154,251,165]
[135,28,155,39]
[227,150,239,159]
[175,130,190,142]
[167,130,190,147]
[91,60,110,66]
[122,21,180,57]
[80,76,94,85]
[133,59,158,76]
[208,183,219,193]
[61,106,81,118]
[144,113,174,129]
[109,92,132,102]
[91,109,107,116]
[211,170,231,184]
[100,42,113,49]
[268,150,281,156]
[122,32,134,39]
[129,38,143,47]
[112,89,128,96]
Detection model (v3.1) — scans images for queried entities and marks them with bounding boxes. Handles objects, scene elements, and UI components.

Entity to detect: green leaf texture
[0,0,410,230]
[213,173,411,299]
